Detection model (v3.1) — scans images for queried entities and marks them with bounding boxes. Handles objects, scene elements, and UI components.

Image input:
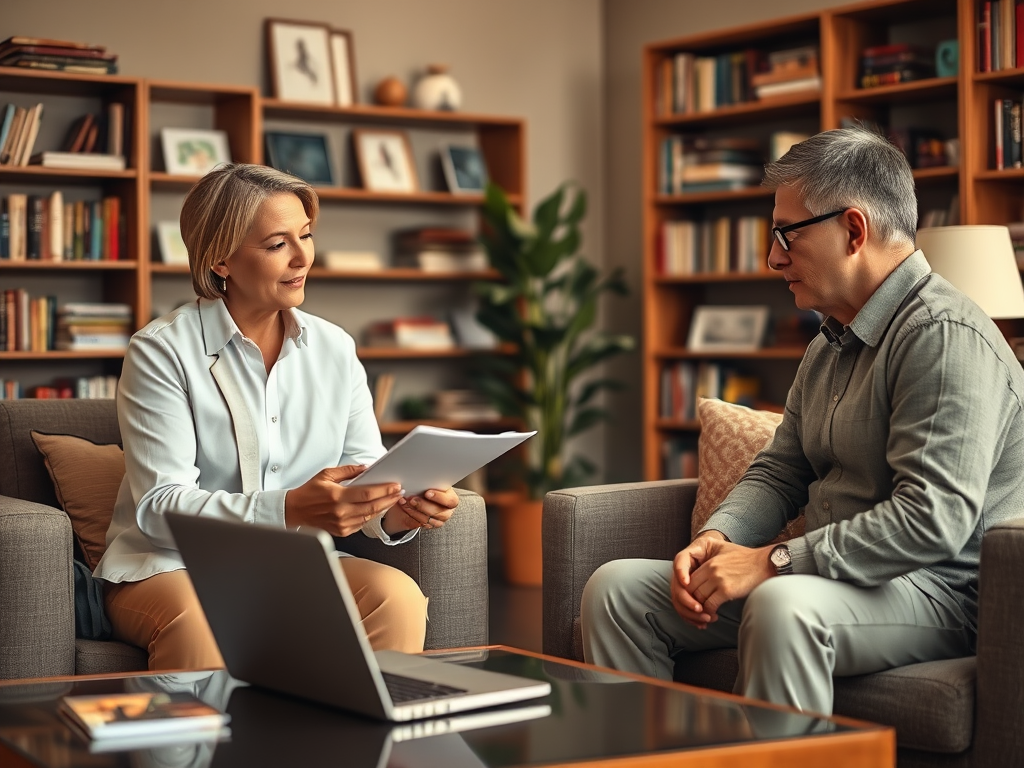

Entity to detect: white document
[344,425,536,497]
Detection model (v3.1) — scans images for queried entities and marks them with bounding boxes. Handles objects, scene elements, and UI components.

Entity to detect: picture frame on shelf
[264,131,334,185]
[440,144,489,194]
[160,128,231,176]
[155,222,190,265]
[265,18,335,105]
[352,129,418,193]
[687,305,770,353]
[329,28,358,107]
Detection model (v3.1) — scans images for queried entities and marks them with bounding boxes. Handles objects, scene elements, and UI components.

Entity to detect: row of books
[977,0,1024,72]
[657,216,771,276]
[993,96,1024,170]
[0,294,132,352]
[1,193,124,261]
[858,43,936,89]
[655,44,820,115]
[363,307,497,351]
[660,361,761,421]
[0,101,128,170]
[318,227,490,273]
[0,35,118,75]
[658,136,763,195]
[0,375,120,400]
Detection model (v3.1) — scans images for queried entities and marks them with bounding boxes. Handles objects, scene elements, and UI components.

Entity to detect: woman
[94,164,458,671]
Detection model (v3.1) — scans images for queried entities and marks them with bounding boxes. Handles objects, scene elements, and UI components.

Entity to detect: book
[320,250,383,271]
[59,691,229,744]
[29,151,126,171]
[0,104,14,156]
[0,54,117,74]
[755,75,822,98]
[343,424,535,497]
[0,106,25,164]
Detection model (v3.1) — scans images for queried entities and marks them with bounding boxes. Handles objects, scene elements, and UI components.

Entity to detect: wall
[600,0,852,482]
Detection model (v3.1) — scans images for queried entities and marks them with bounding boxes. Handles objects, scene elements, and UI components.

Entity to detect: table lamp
[917,225,1024,318]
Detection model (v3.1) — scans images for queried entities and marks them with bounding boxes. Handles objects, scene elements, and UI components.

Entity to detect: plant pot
[499,497,543,586]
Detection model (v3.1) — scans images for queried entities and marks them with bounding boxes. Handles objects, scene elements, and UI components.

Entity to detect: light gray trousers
[580,559,972,716]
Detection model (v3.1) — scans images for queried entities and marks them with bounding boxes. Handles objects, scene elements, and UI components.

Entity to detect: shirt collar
[199,298,308,356]
[819,250,931,349]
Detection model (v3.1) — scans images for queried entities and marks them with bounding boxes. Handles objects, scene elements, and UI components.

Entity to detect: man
[581,126,1024,715]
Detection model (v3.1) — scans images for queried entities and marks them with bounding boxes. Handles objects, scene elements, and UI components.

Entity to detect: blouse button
[271,416,278,423]
[271,465,279,473]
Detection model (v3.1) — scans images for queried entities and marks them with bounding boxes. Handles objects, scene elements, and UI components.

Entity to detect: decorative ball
[412,64,462,111]
[374,77,407,107]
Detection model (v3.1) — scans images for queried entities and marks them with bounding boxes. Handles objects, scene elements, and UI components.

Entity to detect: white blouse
[94,298,414,583]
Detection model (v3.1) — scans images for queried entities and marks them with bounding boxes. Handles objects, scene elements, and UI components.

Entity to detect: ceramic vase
[412,65,462,111]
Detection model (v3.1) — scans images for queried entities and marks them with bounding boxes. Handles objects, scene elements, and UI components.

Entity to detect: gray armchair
[0,399,488,680]
[543,479,1024,768]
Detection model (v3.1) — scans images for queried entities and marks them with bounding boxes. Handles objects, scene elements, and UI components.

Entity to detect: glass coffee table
[0,646,893,767]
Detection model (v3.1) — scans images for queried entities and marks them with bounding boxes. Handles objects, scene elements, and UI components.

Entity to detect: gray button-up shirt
[703,250,1024,631]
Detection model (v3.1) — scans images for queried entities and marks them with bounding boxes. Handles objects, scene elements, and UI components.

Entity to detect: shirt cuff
[784,535,818,575]
[255,488,289,526]
[363,512,419,545]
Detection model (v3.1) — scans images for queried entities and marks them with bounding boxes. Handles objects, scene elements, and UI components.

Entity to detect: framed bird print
[352,129,419,193]
[265,18,335,105]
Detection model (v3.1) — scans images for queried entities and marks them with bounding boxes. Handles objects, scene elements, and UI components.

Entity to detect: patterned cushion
[30,431,124,570]
[691,398,803,541]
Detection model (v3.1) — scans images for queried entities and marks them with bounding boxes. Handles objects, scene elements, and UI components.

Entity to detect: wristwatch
[769,543,793,575]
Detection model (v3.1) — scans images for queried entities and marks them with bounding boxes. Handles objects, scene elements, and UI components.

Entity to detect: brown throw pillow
[30,431,125,571]
[691,398,804,543]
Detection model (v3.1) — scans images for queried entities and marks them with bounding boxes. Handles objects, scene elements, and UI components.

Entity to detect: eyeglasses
[771,210,847,251]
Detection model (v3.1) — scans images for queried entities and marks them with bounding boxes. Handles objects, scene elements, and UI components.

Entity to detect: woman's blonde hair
[179,164,320,299]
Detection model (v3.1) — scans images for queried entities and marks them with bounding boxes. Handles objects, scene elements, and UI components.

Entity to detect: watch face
[771,546,791,567]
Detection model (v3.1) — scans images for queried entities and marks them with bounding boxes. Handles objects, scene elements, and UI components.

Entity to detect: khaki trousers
[104,557,428,671]
[580,558,972,716]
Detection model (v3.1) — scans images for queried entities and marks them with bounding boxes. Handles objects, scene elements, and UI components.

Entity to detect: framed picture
[155,222,189,265]
[352,129,418,193]
[160,128,231,176]
[329,29,358,107]
[264,131,333,185]
[440,145,489,194]
[687,305,770,352]
[265,18,335,105]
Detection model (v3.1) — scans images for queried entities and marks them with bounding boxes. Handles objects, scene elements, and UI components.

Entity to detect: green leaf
[532,185,565,239]
[566,335,636,381]
[564,187,587,225]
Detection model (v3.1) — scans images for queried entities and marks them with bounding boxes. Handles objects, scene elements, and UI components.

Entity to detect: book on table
[59,691,230,748]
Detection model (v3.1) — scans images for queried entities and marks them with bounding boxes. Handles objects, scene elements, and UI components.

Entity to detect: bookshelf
[1,68,527,455]
[0,68,143,394]
[642,0,1021,481]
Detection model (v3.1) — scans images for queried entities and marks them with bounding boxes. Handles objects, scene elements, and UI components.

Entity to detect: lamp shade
[917,225,1024,319]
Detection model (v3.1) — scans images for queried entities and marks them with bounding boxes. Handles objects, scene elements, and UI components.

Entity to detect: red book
[1017,0,1024,67]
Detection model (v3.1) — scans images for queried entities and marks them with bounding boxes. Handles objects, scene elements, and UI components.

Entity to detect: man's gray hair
[763,126,917,247]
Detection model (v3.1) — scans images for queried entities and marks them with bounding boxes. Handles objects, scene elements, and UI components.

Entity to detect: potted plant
[474,181,635,584]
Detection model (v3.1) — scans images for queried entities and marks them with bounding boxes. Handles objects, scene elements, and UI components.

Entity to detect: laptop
[165,513,551,722]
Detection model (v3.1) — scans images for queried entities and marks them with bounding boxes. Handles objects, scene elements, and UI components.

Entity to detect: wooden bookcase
[642,0,1022,481]
[0,68,144,390]
[0,68,526,453]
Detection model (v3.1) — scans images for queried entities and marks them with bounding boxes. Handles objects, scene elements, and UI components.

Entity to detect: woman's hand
[382,487,459,536]
[285,465,403,537]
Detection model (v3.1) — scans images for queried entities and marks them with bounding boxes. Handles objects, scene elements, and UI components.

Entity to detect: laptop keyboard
[382,672,467,703]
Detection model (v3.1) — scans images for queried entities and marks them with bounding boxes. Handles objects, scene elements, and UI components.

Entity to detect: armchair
[543,479,1024,768]
[0,399,488,680]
